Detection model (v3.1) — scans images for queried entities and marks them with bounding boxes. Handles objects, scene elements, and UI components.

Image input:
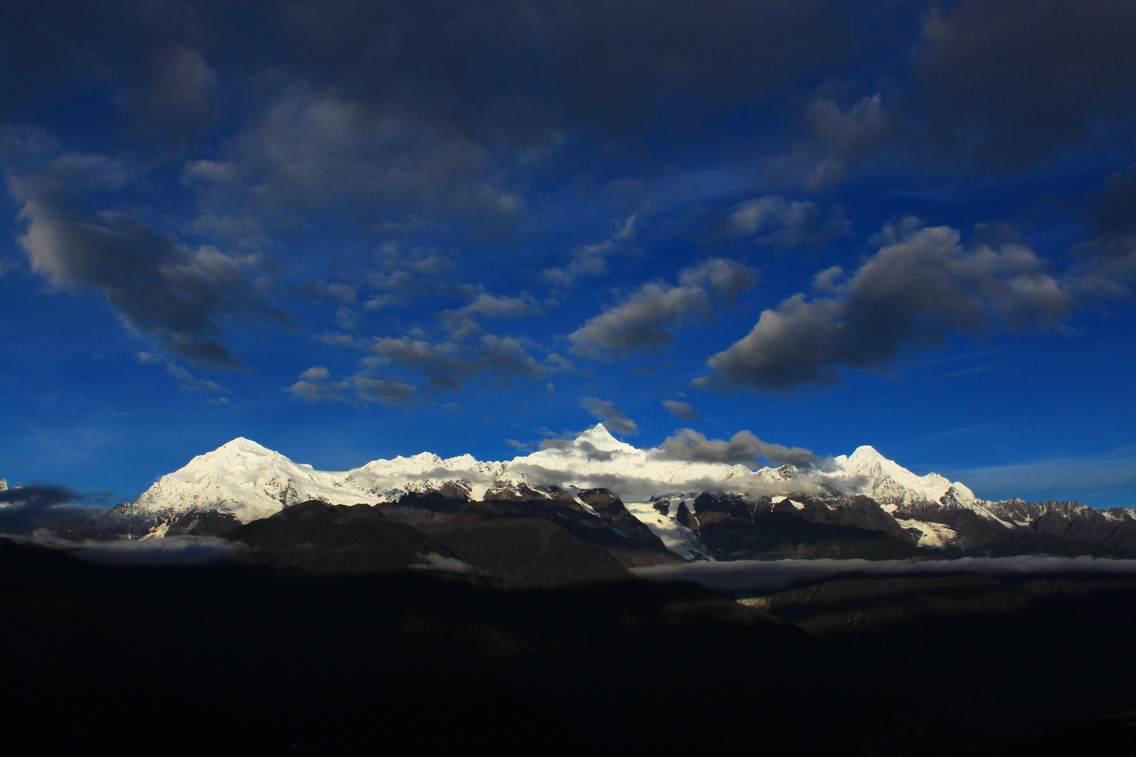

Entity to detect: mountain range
[107,424,1136,569]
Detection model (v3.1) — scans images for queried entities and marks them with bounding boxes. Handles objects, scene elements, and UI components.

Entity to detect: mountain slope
[135,437,373,522]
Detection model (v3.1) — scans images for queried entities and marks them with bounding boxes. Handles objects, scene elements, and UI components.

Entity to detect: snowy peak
[136,438,372,523]
[181,437,302,473]
[574,423,637,453]
[829,445,967,507]
[205,437,287,461]
[219,436,270,451]
[849,444,886,462]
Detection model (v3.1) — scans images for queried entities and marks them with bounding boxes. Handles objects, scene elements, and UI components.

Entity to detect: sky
[1,0,1134,507]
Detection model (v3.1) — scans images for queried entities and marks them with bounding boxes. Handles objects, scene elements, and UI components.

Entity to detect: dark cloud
[198,85,523,232]
[580,397,638,436]
[370,337,468,380]
[1092,165,1136,235]
[569,258,757,359]
[1071,234,1136,300]
[655,428,816,467]
[479,335,545,380]
[0,4,225,142]
[278,0,870,144]
[10,160,282,368]
[366,332,548,390]
[123,45,219,150]
[1067,166,1136,298]
[0,484,79,509]
[0,485,146,539]
[570,283,711,359]
[297,281,359,306]
[353,376,417,406]
[661,399,698,421]
[0,484,239,561]
[911,0,1136,169]
[706,222,1074,391]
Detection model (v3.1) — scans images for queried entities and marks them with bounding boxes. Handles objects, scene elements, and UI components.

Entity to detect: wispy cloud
[952,448,1136,505]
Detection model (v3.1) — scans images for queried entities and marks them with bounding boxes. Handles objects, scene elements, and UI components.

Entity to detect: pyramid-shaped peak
[577,423,619,446]
[849,444,887,462]
[214,437,277,455]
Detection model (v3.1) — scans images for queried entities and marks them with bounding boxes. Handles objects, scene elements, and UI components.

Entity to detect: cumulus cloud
[366,332,549,390]
[725,195,851,247]
[655,428,816,467]
[661,399,699,421]
[580,397,639,435]
[706,222,1075,391]
[441,292,540,338]
[288,365,415,407]
[570,258,757,359]
[542,214,637,286]
[371,337,465,377]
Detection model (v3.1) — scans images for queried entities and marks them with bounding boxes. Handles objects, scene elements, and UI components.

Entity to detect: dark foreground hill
[221,496,673,587]
[3,538,1136,755]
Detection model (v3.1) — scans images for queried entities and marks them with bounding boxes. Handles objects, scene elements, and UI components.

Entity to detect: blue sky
[1,1,1134,506]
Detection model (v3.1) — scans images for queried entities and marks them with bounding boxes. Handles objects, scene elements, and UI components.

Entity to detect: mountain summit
[574,423,638,453]
[830,445,974,509]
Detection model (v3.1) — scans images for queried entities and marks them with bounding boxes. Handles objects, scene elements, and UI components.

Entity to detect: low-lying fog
[635,556,1136,593]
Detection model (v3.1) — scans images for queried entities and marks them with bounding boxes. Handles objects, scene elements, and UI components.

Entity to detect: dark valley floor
[4,538,1136,756]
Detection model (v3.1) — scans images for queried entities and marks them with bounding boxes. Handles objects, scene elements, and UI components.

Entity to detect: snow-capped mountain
[826,445,978,509]
[130,425,1135,559]
[133,437,499,522]
[133,437,366,522]
[133,423,796,523]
